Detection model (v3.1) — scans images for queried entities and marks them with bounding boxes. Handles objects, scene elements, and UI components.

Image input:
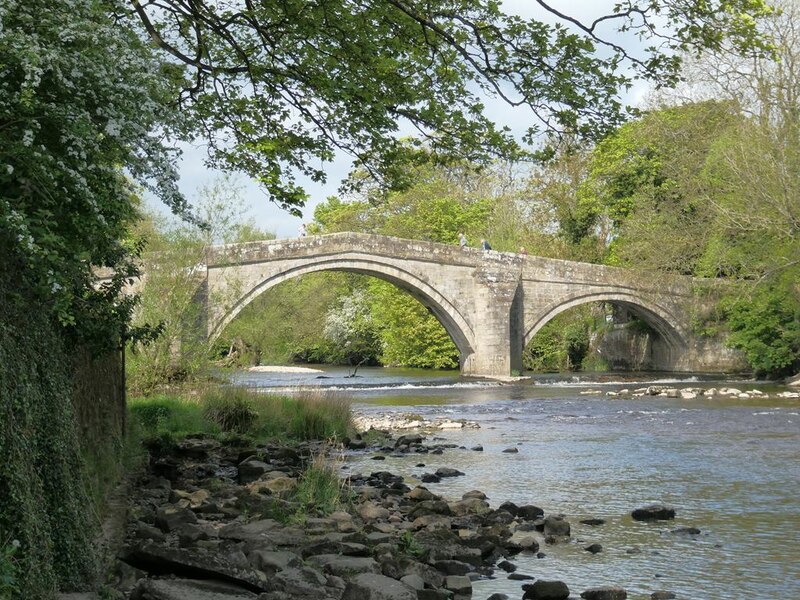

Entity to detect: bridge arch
[524,291,688,359]
[208,254,476,361]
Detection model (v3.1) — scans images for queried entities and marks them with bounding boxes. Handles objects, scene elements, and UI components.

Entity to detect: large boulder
[306,554,381,577]
[449,497,490,516]
[631,504,676,521]
[435,467,465,478]
[341,573,417,600]
[261,566,330,597]
[517,505,545,520]
[247,550,302,573]
[155,506,197,533]
[543,515,570,537]
[130,578,257,600]
[523,580,570,600]
[237,460,271,484]
[120,542,269,592]
[395,434,424,447]
[580,586,627,600]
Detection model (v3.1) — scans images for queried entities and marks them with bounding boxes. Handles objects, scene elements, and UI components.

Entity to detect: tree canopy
[128,0,775,211]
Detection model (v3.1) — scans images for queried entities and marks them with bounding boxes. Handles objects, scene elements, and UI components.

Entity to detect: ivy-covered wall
[0,268,125,598]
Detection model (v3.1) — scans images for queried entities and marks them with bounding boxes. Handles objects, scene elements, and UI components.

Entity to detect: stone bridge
[184,232,741,378]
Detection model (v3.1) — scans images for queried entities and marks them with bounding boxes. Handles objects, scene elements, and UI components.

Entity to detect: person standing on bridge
[299,223,307,237]
[458,231,467,248]
[480,239,492,251]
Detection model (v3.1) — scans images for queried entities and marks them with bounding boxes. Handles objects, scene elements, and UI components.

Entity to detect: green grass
[128,386,352,445]
[292,450,352,519]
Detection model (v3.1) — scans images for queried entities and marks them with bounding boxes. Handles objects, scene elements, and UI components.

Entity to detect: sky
[146,1,653,239]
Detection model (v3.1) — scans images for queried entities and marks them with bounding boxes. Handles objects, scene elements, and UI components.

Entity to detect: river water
[231,367,800,600]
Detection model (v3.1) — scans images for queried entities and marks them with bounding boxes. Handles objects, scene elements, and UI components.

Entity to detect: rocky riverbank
[97,428,698,600]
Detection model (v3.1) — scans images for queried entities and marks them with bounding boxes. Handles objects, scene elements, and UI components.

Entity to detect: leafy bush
[722,279,800,378]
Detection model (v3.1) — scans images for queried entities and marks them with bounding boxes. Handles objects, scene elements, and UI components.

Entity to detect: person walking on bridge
[458,231,467,248]
[480,239,492,251]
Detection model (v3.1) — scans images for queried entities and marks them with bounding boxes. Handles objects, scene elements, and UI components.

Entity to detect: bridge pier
[460,269,525,378]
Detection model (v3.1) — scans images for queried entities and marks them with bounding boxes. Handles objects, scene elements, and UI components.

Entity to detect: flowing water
[231,367,800,600]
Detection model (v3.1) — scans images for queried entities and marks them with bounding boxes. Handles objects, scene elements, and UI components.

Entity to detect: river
[230,366,800,600]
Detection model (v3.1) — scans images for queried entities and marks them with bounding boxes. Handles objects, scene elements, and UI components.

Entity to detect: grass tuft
[203,389,258,434]
[292,448,351,519]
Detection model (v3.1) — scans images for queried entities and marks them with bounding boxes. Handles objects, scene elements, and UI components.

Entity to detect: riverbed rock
[120,542,269,592]
[237,459,272,484]
[669,526,700,536]
[523,579,570,599]
[248,549,302,573]
[433,559,472,576]
[449,497,490,516]
[580,586,627,599]
[435,467,465,478]
[517,505,544,520]
[497,560,516,573]
[407,486,438,501]
[307,554,381,577]
[445,574,472,596]
[580,518,606,526]
[543,515,571,537]
[395,433,424,447]
[341,573,417,600]
[359,503,391,522]
[261,566,331,597]
[650,592,677,599]
[584,543,603,554]
[462,490,487,500]
[631,504,676,521]
[130,578,258,600]
[154,506,198,533]
[502,447,519,453]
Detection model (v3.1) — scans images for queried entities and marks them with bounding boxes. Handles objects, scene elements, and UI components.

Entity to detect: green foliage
[127,180,275,393]
[128,396,216,447]
[0,538,20,597]
[323,289,382,367]
[398,530,427,559]
[576,101,742,272]
[129,0,773,209]
[0,0,190,354]
[524,308,597,372]
[721,278,800,377]
[368,281,459,369]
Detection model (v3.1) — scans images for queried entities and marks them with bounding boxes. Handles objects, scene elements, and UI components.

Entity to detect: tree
[127,0,775,212]
[0,0,190,351]
[577,101,743,273]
